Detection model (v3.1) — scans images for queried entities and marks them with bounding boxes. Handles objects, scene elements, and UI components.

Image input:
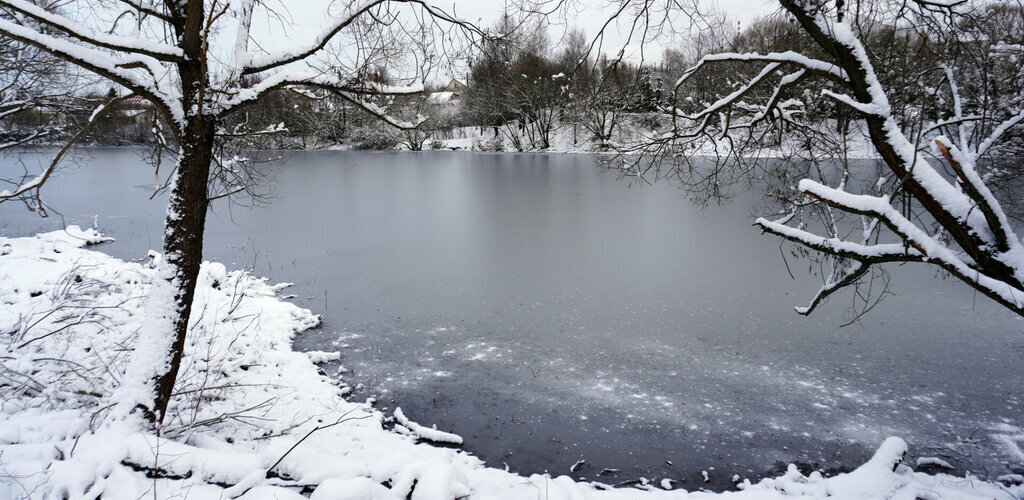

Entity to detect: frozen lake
[2,148,1022,487]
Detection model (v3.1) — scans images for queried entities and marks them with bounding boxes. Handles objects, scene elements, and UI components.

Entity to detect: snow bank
[1,228,1020,499]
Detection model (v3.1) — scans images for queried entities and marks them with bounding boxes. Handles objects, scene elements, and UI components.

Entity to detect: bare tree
[0,0,479,426]
[501,47,564,150]
[462,13,566,150]
[574,67,622,145]
[607,0,1024,319]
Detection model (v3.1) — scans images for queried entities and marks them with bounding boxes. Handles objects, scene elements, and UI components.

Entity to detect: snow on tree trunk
[116,0,217,424]
[152,124,215,423]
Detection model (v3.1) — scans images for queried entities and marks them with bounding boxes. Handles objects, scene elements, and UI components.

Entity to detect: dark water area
[2,148,1022,491]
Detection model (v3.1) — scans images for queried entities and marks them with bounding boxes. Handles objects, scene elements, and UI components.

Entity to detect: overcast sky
[246,0,779,81]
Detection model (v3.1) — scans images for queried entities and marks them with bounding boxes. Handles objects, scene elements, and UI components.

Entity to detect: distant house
[114,95,153,124]
[120,108,151,123]
[444,78,467,92]
[428,78,468,105]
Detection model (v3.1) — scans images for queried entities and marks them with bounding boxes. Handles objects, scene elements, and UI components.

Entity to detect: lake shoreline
[17,134,884,161]
[1,228,1019,498]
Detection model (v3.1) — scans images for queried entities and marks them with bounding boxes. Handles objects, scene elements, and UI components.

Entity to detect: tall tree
[0,0,477,425]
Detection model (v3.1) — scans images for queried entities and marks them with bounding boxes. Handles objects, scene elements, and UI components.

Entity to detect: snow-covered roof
[428,91,459,104]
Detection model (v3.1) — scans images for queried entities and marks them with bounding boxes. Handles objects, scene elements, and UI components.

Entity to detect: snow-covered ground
[1,228,1021,499]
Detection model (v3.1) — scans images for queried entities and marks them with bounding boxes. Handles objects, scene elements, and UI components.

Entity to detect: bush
[350,126,399,150]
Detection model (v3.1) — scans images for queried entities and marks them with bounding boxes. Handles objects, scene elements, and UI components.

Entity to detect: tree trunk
[135,0,215,425]
[149,117,215,423]
[114,113,215,425]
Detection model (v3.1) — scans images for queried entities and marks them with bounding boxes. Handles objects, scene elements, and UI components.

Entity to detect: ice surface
[3,150,1023,497]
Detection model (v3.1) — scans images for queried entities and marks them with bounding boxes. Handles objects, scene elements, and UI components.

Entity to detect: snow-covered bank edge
[1,228,1020,499]
[319,126,884,160]
[426,123,882,161]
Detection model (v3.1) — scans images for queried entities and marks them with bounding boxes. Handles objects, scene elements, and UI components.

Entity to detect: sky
[246,0,779,81]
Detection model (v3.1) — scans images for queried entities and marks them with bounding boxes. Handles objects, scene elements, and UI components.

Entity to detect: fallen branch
[393,407,463,445]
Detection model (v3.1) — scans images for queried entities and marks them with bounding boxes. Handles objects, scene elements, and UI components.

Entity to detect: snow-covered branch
[115,0,174,24]
[227,0,255,81]
[755,213,923,264]
[735,70,807,128]
[821,88,888,116]
[976,110,1024,158]
[676,51,848,87]
[933,139,1012,253]
[675,62,782,121]
[219,71,426,129]
[758,175,1024,315]
[726,0,1024,317]
[0,17,181,128]
[612,0,1024,319]
[332,91,429,131]
[0,0,184,61]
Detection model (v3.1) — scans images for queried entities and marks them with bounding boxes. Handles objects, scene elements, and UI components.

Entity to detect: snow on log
[916,457,954,469]
[393,407,463,445]
[306,350,341,364]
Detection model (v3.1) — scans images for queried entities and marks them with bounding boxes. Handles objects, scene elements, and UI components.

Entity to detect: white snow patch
[307,350,342,363]
[917,457,954,469]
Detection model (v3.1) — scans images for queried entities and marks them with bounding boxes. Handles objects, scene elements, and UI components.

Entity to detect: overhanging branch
[0,0,185,62]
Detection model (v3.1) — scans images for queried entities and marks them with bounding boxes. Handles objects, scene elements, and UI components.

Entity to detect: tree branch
[976,110,1024,158]
[116,0,174,24]
[218,71,424,124]
[0,17,182,133]
[241,0,483,77]
[676,51,848,88]
[786,179,1024,313]
[935,139,1009,252]
[0,96,129,208]
[0,0,185,62]
[754,215,924,264]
